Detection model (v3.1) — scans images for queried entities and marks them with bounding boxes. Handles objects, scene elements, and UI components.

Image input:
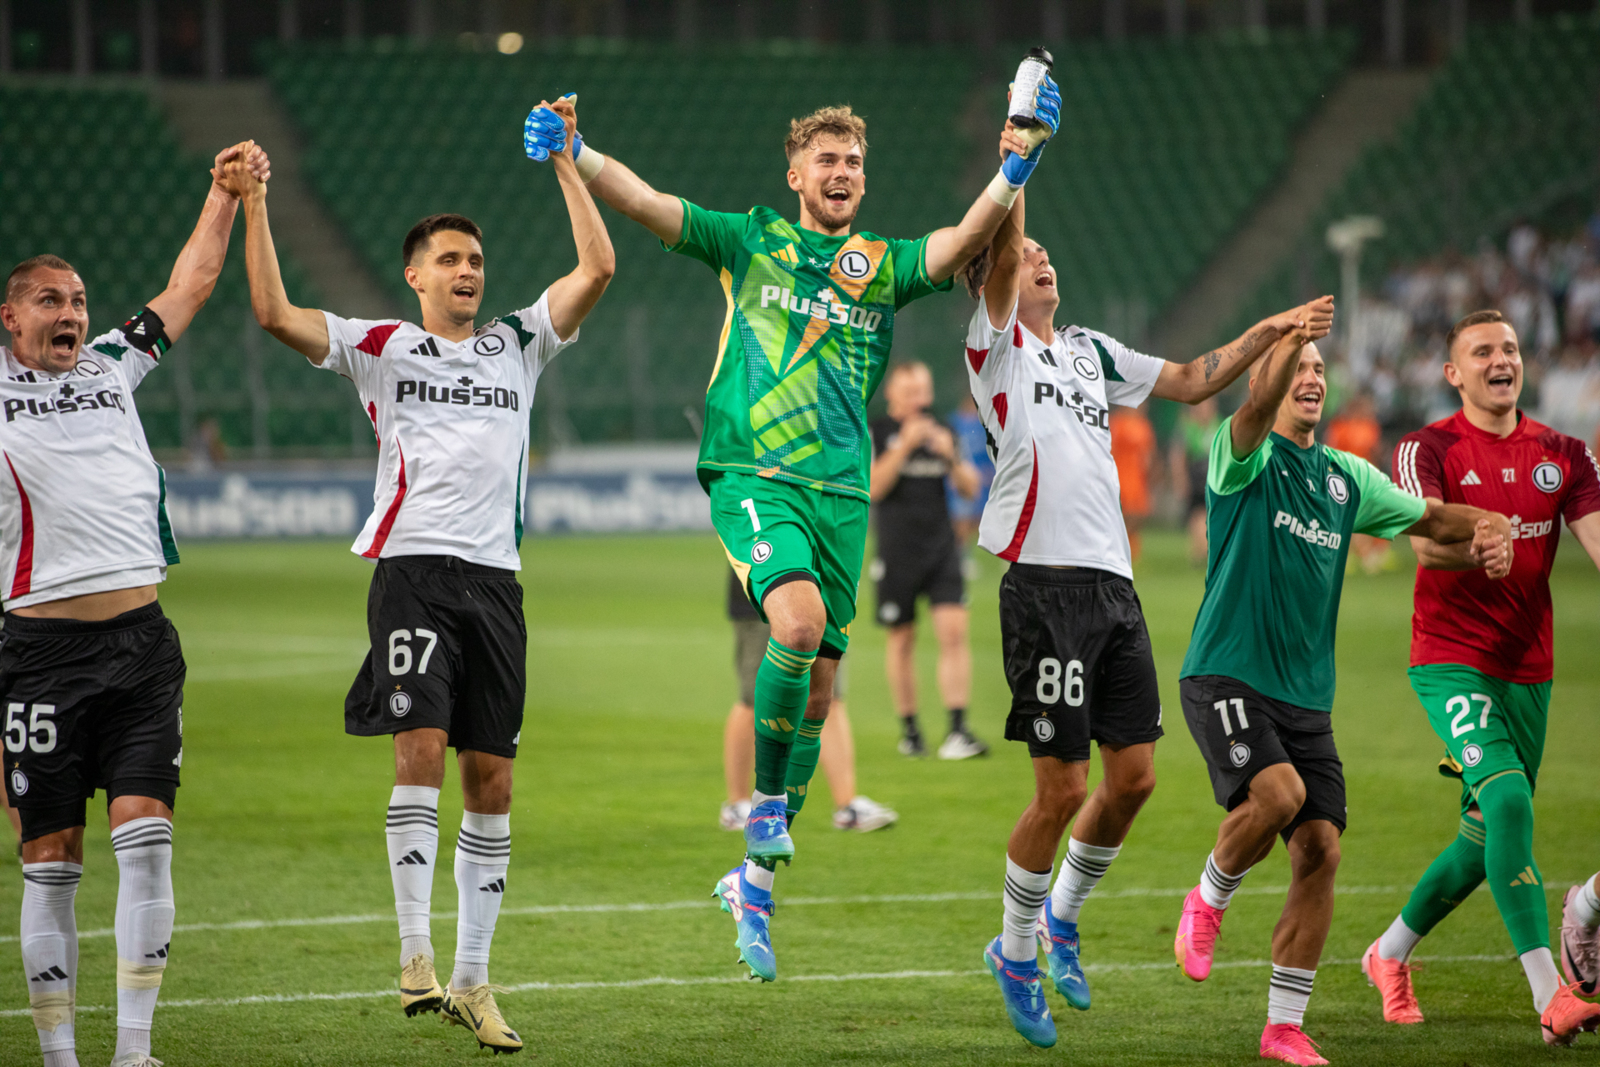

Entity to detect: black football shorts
[1,602,184,841]
[999,564,1163,763]
[872,539,965,626]
[1179,674,1347,843]
[345,555,527,758]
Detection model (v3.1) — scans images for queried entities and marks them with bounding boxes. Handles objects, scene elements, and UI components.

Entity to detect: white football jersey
[319,291,575,570]
[0,328,174,609]
[964,295,1163,577]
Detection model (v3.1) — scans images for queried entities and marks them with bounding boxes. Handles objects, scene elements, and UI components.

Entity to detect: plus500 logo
[1274,510,1342,549]
[1508,515,1553,540]
[757,286,882,332]
[395,381,519,410]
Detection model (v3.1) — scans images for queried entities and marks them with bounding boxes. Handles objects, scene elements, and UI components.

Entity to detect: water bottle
[1009,47,1054,129]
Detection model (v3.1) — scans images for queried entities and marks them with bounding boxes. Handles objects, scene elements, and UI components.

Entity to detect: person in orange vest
[1325,391,1393,573]
[1110,403,1158,564]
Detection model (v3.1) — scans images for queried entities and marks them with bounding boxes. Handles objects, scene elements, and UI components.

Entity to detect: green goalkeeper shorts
[1408,663,1549,812]
[709,471,868,657]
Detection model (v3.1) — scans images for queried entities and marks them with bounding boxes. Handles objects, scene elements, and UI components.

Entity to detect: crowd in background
[1346,212,1600,455]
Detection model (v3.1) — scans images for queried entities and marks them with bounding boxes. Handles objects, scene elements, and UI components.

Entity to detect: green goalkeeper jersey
[667,200,951,501]
[1180,417,1427,711]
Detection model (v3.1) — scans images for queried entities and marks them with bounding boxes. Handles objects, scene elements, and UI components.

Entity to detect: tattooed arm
[1149,295,1334,404]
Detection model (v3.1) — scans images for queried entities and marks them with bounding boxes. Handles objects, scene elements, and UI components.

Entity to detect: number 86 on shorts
[1035,658,1084,706]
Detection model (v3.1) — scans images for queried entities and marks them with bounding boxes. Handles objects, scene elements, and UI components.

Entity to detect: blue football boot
[743,798,794,866]
[984,935,1056,1048]
[1038,909,1091,1010]
[714,865,776,982]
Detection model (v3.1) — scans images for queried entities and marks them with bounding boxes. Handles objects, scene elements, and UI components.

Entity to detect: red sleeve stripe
[992,392,1009,431]
[356,324,400,357]
[998,444,1039,563]
[1395,440,1422,497]
[4,452,33,599]
[361,443,408,559]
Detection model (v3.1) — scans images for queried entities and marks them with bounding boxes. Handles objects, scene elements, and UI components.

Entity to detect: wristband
[985,171,1021,209]
[572,135,605,183]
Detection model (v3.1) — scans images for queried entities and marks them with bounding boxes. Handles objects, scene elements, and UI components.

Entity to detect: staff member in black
[869,361,986,759]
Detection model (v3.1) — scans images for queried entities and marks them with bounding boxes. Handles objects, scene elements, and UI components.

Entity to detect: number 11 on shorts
[1215,698,1249,736]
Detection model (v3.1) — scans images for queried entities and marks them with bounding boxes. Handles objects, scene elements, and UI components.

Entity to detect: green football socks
[1400,813,1487,936]
[1476,771,1549,955]
[783,716,825,817]
[752,638,817,797]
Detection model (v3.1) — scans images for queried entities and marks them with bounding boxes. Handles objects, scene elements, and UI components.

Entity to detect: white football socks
[1574,876,1600,929]
[1002,856,1051,962]
[1199,851,1249,910]
[1268,965,1316,1026]
[1050,838,1120,924]
[452,811,510,990]
[386,785,440,966]
[1521,947,1563,1012]
[21,861,81,1067]
[111,817,175,1062]
[743,858,775,892]
[1376,913,1423,963]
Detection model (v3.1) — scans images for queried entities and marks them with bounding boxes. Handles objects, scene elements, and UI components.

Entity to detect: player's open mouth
[1035,272,1055,288]
[50,331,78,354]
[453,287,476,299]
[1293,388,1322,408]
[825,189,850,204]
[1487,371,1514,388]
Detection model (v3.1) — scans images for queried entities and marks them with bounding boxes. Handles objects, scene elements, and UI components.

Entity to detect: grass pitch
[2,529,1597,1066]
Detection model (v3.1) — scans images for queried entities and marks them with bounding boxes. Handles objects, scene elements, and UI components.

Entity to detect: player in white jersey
[225,97,613,1054]
[2,142,267,1067]
[962,189,1333,1047]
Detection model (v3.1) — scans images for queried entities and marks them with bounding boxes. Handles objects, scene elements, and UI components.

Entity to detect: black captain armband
[119,307,171,358]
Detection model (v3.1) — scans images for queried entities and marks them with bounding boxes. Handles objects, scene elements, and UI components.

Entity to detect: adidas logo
[396,849,429,866]
[29,965,69,983]
[1510,865,1540,887]
[1460,469,1482,486]
[409,338,442,358]
[145,942,170,960]
[480,878,505,894]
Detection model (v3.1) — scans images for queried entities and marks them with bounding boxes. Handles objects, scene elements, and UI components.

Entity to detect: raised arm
[925,74,1060,284]
[1229,329,1310,459]
[1152,297,1334,405]
[982,187,1026,331]
[539,98,616,340]
[219,155,331,363]
[143,142,259,344]
[924,121,1052,284]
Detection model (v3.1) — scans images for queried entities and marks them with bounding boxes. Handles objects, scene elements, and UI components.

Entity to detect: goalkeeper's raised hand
[523,97,570,162]
[524,93,606,183]
[998,72,1060,190]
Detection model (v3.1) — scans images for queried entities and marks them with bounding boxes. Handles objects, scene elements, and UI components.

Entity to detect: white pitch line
[0,886,1404,946]
[0,881,1573,948]
[0,954,1518,1020]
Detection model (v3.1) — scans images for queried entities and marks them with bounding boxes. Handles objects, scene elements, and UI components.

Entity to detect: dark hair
[402,214,483,266]
[1446,309,1510,357]
[960,242,993,300]
[5,254,80,303]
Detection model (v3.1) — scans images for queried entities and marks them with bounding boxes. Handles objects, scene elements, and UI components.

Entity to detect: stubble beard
[803,189,858,233]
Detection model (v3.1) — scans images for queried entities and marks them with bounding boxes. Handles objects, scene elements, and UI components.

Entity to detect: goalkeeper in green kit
[522,74,1060,980]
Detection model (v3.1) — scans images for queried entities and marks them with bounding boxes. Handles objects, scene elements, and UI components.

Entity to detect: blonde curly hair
[785,105,869,163]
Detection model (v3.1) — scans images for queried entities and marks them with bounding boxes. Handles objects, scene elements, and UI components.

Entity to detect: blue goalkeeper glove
[523,101,568,162]
[999,73,1061,188]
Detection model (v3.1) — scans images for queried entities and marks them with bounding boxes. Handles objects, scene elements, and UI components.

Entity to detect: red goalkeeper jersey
[1393,409,1600,683]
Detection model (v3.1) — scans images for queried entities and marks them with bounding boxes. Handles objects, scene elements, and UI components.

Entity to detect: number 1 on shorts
[740,498,761,533]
